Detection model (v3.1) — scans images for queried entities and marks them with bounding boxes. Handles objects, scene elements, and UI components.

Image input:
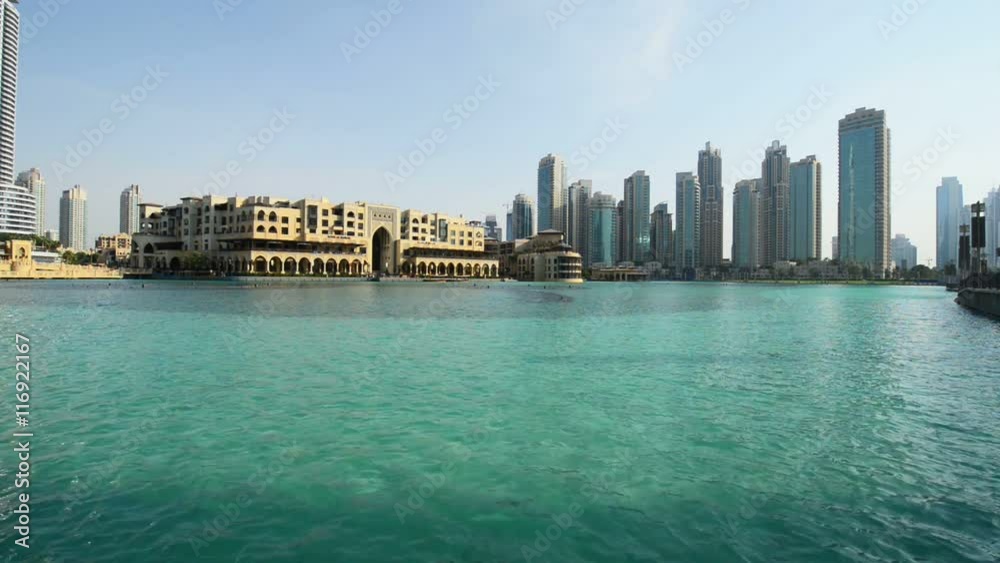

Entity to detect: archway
[372,227,393,275]
[269,257,282,274]
[285,258,297,275]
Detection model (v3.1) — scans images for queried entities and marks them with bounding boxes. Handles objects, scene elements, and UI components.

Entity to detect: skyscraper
[675,172,701,272]
[789,155,822,262]
[890,233,918,272]
[732,179,760,270]
[120,184,141,235]
[60,186,88,252]
[15,168,44,235]
[484,214,501,241]
[832,236,839,260]
[615,200,625,265]
[0,0,18,186]
[505,211,513,242]
[935,177,964,269]
[567,180,592,258]
[761,140,790,267]
[511,193,535,240]
[588,192,617,268]
[698,142,723,268]
[838,107,891,276]
[623,170,651,263]
[986,187,1000,270]
[537,154,567,233]
[650,202,673,267]
[0,183,34,235]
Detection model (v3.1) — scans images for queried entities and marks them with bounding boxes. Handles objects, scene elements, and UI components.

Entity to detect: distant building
[15,168,45,235]
[537,154,567,232]
[567,179,592,260]
[623,170,651,263]
[96,233,132,264]
[615,199,625,265]
[789,155,822,262]
[120,184,141,235]
[588,192,617,267]
[507,230,583,283]
[761,140,790,267]
[505,211,513,242]
[675,172,701,272]
[511,194,535,240]
[936,177,964,269]
[890,233,918,272]
[59,186,88,252]
[698,142,723,268]
[650,202,673,268]
[838,107,891,277]
[987,187,1000,270]
[832,236,839,261]
[43,228,58,242]
[484,214,501,241]
[732,179,760,270]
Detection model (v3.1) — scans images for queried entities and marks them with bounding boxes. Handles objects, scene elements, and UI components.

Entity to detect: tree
[180,252,210,271]
[907,265,932,280]
[61,251,78,264]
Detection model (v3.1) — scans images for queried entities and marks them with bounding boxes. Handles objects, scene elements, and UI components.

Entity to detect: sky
[17,0,1000,264]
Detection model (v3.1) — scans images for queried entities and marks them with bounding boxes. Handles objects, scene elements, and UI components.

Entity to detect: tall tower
[120,184,141,234]
[59,185,88,252]
[935,177,964,269]
[789,155,822,262]
[761,141,790,267]
[537,154,567,233]
[588,192,617,267]
[0,0,18,185]
[511,193,535,240]
[675,172,701,272]
[650,202,673,267]
[15,167,44,235]
[698,142,723,268]
[732,179,760,270]
[838,107,891,277]
[623,170,651,263]
[567,179,592,257]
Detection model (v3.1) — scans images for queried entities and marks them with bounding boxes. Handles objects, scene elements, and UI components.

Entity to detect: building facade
[567,179,591,261]
[789,155,822,262]
[838,107,891,277]
[508,230,583,283]
[511,193,535,240]
[96,233,132,264]
[890,233,918,272]
[936,176,964,269]
[15,168,44,235]
[698,142,723,268]
[132,195,498,278]
[732,179,760,270]
[986,187,1000,270]
[120,184,141,235]
[623,170,650,263]
[0,0,17,186]
[650,202,673,268]
[761,140,790,267]
[588,192,617,268]
[675,172,701,272]
[59,186,88,251]
[537,154,567,233]
[0,183,34,235]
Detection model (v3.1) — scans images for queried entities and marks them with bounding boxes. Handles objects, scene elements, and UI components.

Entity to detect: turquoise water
[1,281,999,562]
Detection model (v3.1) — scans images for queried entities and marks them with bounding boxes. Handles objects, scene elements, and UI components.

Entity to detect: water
[0,281,998,562]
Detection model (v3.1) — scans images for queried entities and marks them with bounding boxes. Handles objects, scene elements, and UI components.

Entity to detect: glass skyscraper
[789,155,822,262]
[537,154,567,233]
[567,180,592,259]
[511,193,534,240]
[650,202,672,268]
[838,108,891,276]
[761,141,790,267]
[675,172,701,272]
[936,177,964,269]
[588,192,617,267]
[698,142,723,268]
[59,185,88,252]
[623,170,651,263]
[732,179,760,270]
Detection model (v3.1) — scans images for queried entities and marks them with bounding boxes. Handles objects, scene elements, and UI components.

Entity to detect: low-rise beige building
[95,233,132,263]
[502,230,583,283]
[131,195,499,278]
[1,240,121,279]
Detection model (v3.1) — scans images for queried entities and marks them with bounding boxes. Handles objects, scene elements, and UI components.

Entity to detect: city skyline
[10,1,1000,265]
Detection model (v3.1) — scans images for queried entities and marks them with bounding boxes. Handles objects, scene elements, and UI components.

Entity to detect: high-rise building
[838,107,891,277]
[675,172,701,271]
[732,179,760,270]
[615,200,625,265]
[761,140,790,267]
[511,193,535,240]
[0,0,18,186]
[698,142,723,268]
[0,184,34,235]
[120,184,141,235]
[986,187,1000,270]
[15,168,44,235]
[505,211,513,242]
[650,202,673,267]
[59,186,88,252]
[890,233,918,272]
[935,177,964,269]
[832,236,839,260]
[588,192,617,268]
[623,170,651,263]
[484,214,501,241]
[789,155,822,262]
[567,180,592,258]
[537,154,567,233]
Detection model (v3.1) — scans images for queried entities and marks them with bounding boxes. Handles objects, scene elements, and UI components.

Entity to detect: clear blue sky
[17,0,1000,263]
